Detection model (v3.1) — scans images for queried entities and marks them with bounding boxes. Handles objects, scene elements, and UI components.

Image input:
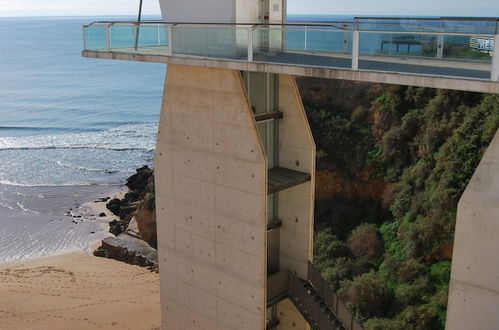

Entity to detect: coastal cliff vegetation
[297,77,499,330]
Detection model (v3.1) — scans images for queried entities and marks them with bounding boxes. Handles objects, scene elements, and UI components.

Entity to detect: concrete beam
[83,50,499,94]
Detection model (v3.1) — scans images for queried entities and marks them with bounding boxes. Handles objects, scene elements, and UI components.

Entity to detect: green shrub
[430,261,452,285]
[364,317,406,330]
[347,224,383,260]
[340,270,393,318]
[322,257,354,290]
[142,191,155,211]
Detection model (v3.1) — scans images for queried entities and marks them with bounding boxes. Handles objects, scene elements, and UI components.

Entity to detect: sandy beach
[0,252,161,330]
[0,185,161,329]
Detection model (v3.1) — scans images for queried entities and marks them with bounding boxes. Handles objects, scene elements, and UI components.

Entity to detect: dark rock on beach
[94,235,158,271]
[95,165,157,268]
[105,165,154,237]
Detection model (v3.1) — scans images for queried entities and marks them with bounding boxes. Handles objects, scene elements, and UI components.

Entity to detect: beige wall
[155,65,268,329]
[277,75,316,280]
[275,74,315,330]
[446,128,499,330]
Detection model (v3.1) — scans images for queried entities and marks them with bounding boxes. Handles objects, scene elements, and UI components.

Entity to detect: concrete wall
[273,74,315,330]
[446,128,499,330]
[155,65,267,329]
[277,74,316,280]
[159,0,236,23]
[159,0,285,23]
[235,0,262,23]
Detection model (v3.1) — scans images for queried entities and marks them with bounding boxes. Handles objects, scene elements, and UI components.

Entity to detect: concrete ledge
[83,50,499,94]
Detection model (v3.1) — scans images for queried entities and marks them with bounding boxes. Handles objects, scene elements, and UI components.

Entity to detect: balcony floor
[82,47,499,94]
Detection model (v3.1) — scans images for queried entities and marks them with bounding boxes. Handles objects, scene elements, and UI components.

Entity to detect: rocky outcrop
[95,166,158,269]
[106,166,154,237]
[133,208,157,248]
[94,235,158,271]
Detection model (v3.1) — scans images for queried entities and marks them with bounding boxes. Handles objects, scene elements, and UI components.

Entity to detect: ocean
[0,16,165,262]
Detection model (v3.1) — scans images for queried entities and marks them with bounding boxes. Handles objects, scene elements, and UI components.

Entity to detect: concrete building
[81,2,499,329]
[154,1,331,329]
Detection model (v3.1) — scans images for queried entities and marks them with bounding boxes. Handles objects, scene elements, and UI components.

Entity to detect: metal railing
[288,273,342,329]
[308,261,363,330]
[82,17,499,81]
[265,263,362,330]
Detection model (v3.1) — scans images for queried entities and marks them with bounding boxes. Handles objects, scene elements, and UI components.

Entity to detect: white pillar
[352,30,359,70]
[82,25,87,50]
[491,35,499,81]
[437,34,444,59]
[105,24,111,50]
[166,25,173,56]
[248,26,254,61]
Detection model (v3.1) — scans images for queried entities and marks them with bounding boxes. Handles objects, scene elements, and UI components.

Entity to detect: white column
[248,26,254,62]
[437,34,444,59]
[352,30,359,70]
[166,25,173,56]
[491,35,499,81]
[82,25,87,50]
[105,24,111,50]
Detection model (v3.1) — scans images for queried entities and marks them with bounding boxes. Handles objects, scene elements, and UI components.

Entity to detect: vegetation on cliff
[297,78,499,329]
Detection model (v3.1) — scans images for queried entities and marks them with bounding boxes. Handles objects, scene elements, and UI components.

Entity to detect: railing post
[82,25,87,50]
[491,35,499,81]
[157,24,161,46]
[304,26,308,50]
[105,23,111,51]
[247,25,254,62]
[437,34,444,59]
[352,30,359,70]
[166,24,173,56]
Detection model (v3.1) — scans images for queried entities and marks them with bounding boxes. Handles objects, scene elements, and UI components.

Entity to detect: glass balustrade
[83,24,107,50]
[253,25,353,68]
[171,25,248,60]
[82,18,498,81]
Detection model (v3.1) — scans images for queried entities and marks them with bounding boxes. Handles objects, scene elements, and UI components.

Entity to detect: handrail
[355,16,499,22]
[84,20,499,36]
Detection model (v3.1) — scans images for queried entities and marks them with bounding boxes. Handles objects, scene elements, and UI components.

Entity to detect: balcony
[82,17,499,92]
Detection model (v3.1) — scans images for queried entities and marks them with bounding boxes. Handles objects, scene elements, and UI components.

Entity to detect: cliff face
[297,77,499,329]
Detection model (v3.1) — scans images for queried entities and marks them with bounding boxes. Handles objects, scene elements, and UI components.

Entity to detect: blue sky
[0,0,498,17]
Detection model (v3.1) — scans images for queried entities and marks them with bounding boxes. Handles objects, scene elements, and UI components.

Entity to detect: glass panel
[249,73,268,114]
[359,32,438,57]
[137,24,167,47]
[84,25,107,50]
[109,25,136,48]
[443,35,493,61]
[257,121,276,168]
[357,18,443,32]
[171,25,247,60]
[244,72,278,114]
[358,32,493,79]
[356,18,498,34]
[442,19,498,34]
[253,26,352,68]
